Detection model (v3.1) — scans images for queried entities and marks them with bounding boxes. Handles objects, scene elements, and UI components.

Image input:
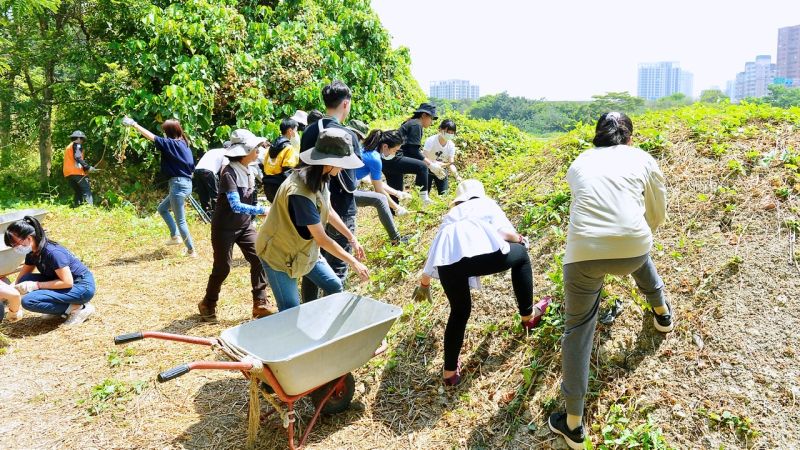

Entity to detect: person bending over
[412,180,551,386]
[547,112,672,449]
[5,216,96,326]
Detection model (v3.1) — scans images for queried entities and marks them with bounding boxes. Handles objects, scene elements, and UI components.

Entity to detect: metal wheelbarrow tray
[0,209,48,276]
[114,293,401,449]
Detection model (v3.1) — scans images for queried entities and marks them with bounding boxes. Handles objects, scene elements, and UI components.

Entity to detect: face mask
[381,152,396,161]
[14,244,32,256]
[442,132,455,142]
[290,133,301,150]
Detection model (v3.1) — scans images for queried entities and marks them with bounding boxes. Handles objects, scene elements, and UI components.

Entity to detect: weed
[0,332,9,356]
[78,379,147,416]
[727,159,746,176]
[106,347,137,368]
[699,408,759,441]
[594,404,672,449]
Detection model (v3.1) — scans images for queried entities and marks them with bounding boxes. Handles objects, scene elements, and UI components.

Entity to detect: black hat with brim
[414,103,439,120]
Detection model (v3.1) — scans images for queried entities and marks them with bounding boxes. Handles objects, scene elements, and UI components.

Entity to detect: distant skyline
[371,0,800,101]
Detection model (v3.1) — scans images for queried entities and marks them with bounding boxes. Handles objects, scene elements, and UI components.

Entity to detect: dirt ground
[2,134,800,449]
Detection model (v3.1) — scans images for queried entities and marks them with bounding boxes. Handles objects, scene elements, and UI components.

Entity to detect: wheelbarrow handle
[157,361,257,383]
[158,364,190,382]
[114,332,143,345]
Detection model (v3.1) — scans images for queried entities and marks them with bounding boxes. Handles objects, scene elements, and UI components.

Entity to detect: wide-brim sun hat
[70,130,86,139]
[451,179,486,205]
[414,103,439,120]
[299,123,363,170]
[347,120,369,140]
[290,110,308,127]
[225,135,267,158]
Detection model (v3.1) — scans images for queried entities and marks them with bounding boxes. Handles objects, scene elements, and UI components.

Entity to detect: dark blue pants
[19,271,96,316]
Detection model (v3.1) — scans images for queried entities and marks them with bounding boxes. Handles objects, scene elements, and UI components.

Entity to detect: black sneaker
[653,301,674,333]
[391,235,411,245]
[548,412,585,449]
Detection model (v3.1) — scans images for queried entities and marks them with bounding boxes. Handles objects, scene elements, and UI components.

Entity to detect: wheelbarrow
[114,293,401,449]
[0,209,48,277]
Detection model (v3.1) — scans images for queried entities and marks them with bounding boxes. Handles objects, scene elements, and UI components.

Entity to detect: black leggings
[437,243,533,371]
[381,151,429,202]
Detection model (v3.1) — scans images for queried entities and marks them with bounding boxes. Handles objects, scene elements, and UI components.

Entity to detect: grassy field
[2,104,800,449]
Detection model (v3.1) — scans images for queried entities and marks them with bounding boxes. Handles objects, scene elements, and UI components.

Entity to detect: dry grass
[2,120,800,450]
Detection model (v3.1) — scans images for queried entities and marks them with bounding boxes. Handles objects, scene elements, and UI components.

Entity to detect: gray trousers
[561,254,667,416]
[354,190,400,241]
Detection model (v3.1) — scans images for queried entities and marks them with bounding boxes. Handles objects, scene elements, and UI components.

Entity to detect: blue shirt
[24,242,89,280]
[154,136,195,178]
[355,149,383,181]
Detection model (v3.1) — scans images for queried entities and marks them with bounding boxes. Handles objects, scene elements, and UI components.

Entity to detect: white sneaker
[166,236,182,246]
[422,196,434,206]
[186,249,198,259]
[6,308,23,322]
[63,303,95,326]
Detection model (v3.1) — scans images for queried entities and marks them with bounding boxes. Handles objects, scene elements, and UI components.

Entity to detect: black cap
[414,103,438,120]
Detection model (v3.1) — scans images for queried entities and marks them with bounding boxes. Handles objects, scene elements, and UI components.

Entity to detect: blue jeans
[261,257,342,311]
[158,176,194,251]
[19,271,96,316]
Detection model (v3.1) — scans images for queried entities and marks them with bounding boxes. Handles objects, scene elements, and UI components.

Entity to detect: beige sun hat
[299,121,363,169]
[225,135,268,158]
[451,179,487,205]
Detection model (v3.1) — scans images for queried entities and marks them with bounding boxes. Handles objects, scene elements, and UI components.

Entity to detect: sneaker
[422,196,434,206]
[63,303,95,327]
[186,249,198,258]
[548,412,586,450]
[390,235,411,245]
[166,236,182,246]
[397,191,412,202]
[653,301,674,333]
[6,308,23,322]
[198,301,217,322]
[443,361,462,386]
[522,296,552,331]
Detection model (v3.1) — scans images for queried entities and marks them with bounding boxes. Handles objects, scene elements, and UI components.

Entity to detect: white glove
[397,191,412,201]
[15,281,39,294]
[428,162,446,180]
[122,116,137,127]
[396,206,409,216]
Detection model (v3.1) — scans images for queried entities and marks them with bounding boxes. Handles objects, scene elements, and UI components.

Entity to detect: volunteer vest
[63,143,86,177]
[255,171,330,278]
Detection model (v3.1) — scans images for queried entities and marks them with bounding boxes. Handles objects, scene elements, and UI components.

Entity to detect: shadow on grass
[0,314,63,337]
[176,377,366,450]
[105,248,172,267]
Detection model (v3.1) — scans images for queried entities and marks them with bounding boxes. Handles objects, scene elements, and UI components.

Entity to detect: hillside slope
[1,104,799,449]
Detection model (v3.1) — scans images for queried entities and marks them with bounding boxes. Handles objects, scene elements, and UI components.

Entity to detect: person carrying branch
[123,116,197,257]
[63,130,96,207]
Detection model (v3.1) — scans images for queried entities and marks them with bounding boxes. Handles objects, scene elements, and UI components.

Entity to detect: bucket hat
[290,110,308,127]
[451,179,486,205]
[414,103,439,120]
[347,120,370,140]
[70,130,86,139]
[225,135,268,158]
[223,128,256,148]
[299,122,363,169]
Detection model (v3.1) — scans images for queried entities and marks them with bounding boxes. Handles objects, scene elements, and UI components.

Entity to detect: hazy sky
[371,0,800,100]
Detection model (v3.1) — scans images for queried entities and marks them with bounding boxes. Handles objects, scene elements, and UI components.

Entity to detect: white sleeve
[447,142,456,162]
[423,136,434,152]
[643,158,667,231]
[488,201,515,233]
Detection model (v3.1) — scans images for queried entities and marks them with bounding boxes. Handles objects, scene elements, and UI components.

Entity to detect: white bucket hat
[451,179,486,205]
[225,135,268,158]
[290,110,308,127]
[223,128,256,148]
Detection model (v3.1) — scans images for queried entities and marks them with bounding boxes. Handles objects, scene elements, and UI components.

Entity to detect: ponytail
[592,112,633,147]
[4,216,48,249]
[363,129,404,152]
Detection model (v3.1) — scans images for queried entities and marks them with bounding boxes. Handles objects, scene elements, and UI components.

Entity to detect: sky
[371,0,800,101]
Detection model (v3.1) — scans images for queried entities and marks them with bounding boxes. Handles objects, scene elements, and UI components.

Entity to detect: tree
[650,93,693,110]
[699,89,729,103]
[761,84,800,108]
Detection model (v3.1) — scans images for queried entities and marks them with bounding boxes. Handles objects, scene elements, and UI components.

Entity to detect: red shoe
[522,296,552,330]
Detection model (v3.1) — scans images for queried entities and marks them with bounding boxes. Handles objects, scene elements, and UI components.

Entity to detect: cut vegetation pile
[1,103,799,449]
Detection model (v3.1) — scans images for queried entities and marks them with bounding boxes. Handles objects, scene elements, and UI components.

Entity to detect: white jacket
[565,145,667,264]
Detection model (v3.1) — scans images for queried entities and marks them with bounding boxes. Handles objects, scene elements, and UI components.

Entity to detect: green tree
[699,89,729,103]
[761,84,800,108]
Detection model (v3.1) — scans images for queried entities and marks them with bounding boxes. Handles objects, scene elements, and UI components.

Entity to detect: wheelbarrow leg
[298,374,348,448]
[287,401,297,450]
[246,378,261,449]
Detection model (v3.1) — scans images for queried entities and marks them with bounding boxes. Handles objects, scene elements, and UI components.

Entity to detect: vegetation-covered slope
[1,103,800,449]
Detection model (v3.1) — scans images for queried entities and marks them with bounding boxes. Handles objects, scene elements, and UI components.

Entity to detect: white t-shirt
[195,148,228,173]
[565,145,667,264]
[422,135,456,164]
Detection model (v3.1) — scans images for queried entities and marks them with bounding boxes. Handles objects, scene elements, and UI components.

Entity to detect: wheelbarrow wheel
[310,372,355,415]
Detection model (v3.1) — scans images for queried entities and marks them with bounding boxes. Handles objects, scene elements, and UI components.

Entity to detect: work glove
[88,166,98,173]
[397,191,412,202]
[14,281,39,294]
[428,162,446,180]
[412,284,432,302]
[396,206,409,216]
[122,116,137,127]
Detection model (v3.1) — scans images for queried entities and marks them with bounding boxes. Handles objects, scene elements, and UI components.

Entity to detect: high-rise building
[777,24,800,86]
[430,80,480,100]
[637,62,693,100]
[731,55,777,103]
